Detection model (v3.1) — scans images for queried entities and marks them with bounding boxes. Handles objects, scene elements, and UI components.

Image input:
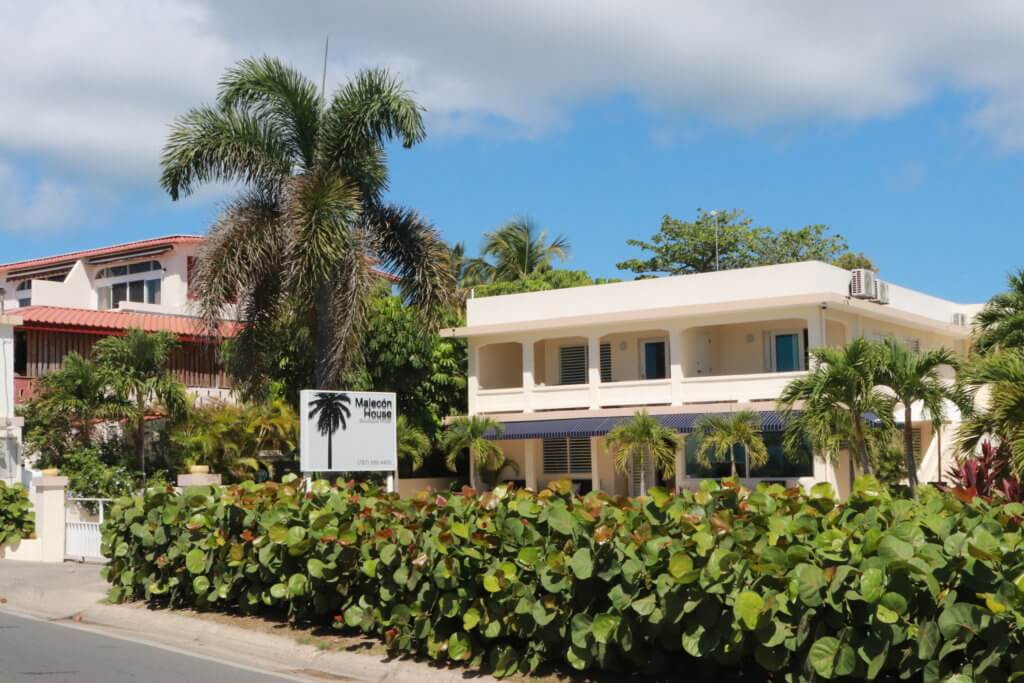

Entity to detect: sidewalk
[0,560,500,683]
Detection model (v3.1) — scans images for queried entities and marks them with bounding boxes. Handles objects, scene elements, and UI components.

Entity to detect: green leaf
[860,567,885,603]
[876,604,899,624]
[792,563,825,607]
[569,548,593,580]
[287,573,308,597]
[570,613,592,648]
[483,574,501,593]
[307,558,325,579]
[192,575,210,595]
[185,549,206,575]
[592,613,620,644]
[344,605,364,627]
[877,535,914,563]
[269,583,287,599]
[631,593,656,616]
[734,591,765,630]
[448,631,472,661]
[669,552,693,579]
[463,608,481,631]
[918,621,940,660]
[939,603,982,640]
[809,636,856,679]
[546,504,577,535]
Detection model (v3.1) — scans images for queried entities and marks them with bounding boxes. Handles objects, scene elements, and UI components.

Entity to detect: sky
[1,2,1023,303]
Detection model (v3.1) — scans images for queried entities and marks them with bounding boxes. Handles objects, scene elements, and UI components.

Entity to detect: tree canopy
[617,209,874,277]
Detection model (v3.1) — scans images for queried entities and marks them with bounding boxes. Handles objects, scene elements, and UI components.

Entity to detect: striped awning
[486,410,791,441]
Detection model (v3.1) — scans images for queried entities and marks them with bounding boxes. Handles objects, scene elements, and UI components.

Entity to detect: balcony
[678,371,806,404]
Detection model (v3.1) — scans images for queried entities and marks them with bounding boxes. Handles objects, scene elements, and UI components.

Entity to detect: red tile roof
[12,306,240,340]
[0,235,204,273]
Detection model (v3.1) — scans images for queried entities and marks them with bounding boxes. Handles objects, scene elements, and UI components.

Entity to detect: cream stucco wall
[478,342,522,389]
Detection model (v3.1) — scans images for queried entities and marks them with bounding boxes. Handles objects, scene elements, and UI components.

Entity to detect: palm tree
[466,217,570,284]
[94,330,187,479]
[973,269,1024,354]
[875,338,958,497]
[160,56,454,390]
[957,350,1024,473]
[778,338,894,477]
[32,353,130,449]
[604,410,682,496]
[396,415,430,471]
[170,403,262,482]
[308,392,351,470]
[693,411,769,478]
[441,416,510,485]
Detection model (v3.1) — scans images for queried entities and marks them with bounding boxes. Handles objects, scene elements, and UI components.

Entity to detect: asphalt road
[0,611,303,683]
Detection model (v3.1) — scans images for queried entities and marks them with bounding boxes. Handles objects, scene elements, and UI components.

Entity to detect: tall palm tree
[778,338,894,477]
[160,56,454,390]
[308,392,351,470]
[33,353,129,449]
[396,415,430,471]
[875,338,958,497]
[94,330,187,479]
[957,350,1024,473]
[441,416,509,485]
[604,410,682,496]
[973,269,1024,354]
[693,411,769,478]
[466,217,570,284]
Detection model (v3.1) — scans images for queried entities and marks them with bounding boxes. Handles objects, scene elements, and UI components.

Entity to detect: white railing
[65,497,111,561]
[597,379,672,408]
[475,387,527,413]
[531,384,591,411]
[679,371,806,403]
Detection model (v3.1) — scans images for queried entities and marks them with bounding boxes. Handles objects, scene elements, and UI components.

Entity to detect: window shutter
[187,256,198,300]
[599,343,612,383]
[911,428,922,457]
[904,337,921,353]
[569,438,592,474]
[543,439,568,474]
[559,345,587,385]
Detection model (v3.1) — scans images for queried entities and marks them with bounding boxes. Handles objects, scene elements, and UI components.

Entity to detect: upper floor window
[14,280,31,307]
[96,260,162,279]
[15,281,31,291]
[559,345,587,385]
[98,278,161,310]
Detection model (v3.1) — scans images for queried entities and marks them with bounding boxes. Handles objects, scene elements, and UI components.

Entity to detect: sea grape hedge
[101,477,1024,681]
[0,480,34,547]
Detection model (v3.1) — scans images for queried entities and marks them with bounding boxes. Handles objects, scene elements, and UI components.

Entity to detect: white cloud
[4,0,1024,185]
[0,161,83,233]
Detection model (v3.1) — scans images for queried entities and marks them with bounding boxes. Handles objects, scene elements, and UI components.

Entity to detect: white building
[0,236,242,483]
[444,261,981,498]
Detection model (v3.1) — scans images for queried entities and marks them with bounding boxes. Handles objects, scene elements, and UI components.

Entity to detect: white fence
[65,497,111,561]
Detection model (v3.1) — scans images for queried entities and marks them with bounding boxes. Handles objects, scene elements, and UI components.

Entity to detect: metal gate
[65,497,111,561]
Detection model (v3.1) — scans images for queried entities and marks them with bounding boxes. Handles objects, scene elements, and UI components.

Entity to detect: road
[0,611,305,683]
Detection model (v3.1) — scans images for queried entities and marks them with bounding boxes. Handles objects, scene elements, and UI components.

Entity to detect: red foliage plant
[945,440,1023,502]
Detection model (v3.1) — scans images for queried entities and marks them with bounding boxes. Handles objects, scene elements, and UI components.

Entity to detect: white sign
[300,390,397,472]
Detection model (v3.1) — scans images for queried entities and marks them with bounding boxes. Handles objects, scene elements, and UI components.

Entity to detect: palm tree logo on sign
[308,392,351,470]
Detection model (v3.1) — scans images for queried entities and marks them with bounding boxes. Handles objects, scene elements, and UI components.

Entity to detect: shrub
[946,440,1024,502]
[101,477,1024,680]
[62,447,137,501]
[0,481,35,546]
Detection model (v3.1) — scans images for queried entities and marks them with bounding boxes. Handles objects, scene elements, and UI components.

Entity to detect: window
[770,331,803,372]
[15,281,30,291]
[543,438,592,476]
[912,428,922,458]
[96,260,161,279]
[98,278,161,309]
[600,343,612,383]
[112,282,128,308]
[641,340,667,379]
[129,279,145,303]
[17,298,30,308]
[559,345,587,385]
[146,279,161,305]
[684,431,813,478]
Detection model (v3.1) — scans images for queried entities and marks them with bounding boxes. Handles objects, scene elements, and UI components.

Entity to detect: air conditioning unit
[849,268,876,299]
[952,312,968,327]
[873,280,890,305]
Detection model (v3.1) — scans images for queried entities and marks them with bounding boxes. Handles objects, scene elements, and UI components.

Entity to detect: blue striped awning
[485,410,792,441]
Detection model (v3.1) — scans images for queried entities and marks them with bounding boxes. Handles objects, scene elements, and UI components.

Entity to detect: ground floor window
[684,431,813,478]
[543,437,592,477]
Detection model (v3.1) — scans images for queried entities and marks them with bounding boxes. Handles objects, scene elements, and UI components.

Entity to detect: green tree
[472,268,620,298]
[874,338,958,497]
[778,338,895,477]
[441,416,510,485]
[973,269,1024,355]
[693,411,769,478]
[160,56,454,389]
[396,415,430,472]
[604,410,682,496]
[308,392,351,470]
[464,217,570,284]
[617,209,872,277]
[957,350,1024,472]
[94,330,187,479]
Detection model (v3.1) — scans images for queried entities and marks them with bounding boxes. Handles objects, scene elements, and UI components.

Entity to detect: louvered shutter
[559,345,587,385]
[543,439,568,474]
[911,428,922,457]
[600,343,612,383]
[569,438,592,474]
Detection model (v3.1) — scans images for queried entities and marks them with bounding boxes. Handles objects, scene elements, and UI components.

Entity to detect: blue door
[774,334,801,372]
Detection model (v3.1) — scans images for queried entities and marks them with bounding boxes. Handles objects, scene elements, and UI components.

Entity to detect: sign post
[300,390,398,487]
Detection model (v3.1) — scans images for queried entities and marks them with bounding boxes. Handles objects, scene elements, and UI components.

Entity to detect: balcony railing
[472,371,808,414]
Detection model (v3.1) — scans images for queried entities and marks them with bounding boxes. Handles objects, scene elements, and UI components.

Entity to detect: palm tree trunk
[851,411,873,476]
[314,285,334,389]
[137,395,146,481]
[903,405,919,498]
[327,431,333,470]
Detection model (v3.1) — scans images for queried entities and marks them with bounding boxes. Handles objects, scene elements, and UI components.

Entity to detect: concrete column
[674,441,685,491]
[590,436,601,492]
[587,335,601,409]
[467,340,478,415]
[177,472,223,487]
[806,308,825,369]
[36,475,68,563]
[669,328,684,405]
[524,439,539,491]
[522,340,535,413]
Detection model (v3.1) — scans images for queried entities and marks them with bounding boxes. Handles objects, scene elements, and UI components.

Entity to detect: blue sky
[2,2,1023,304]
